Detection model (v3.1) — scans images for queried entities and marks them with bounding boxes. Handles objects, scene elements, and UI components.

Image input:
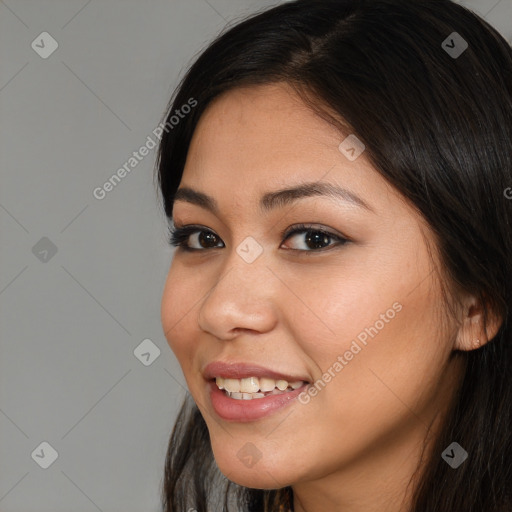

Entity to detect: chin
[211,443,297,489]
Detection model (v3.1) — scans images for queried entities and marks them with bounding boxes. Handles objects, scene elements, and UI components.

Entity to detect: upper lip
[203,361,310,383]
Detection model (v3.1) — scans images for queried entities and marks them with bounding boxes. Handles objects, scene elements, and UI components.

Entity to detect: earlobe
[454,296,503,352]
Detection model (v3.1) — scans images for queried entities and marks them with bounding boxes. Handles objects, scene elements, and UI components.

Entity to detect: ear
[454,294,503,351]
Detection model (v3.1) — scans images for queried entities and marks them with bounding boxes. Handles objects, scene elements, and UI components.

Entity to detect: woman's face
[161,83,464,502]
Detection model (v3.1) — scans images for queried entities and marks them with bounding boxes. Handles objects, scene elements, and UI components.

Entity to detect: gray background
[0,1,510,511]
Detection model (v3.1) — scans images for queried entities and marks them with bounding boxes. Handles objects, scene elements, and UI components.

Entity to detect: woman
[156,0,512,510]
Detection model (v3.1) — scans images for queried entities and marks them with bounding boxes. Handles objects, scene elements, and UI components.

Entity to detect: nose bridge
[212,231,271,294]
[197,243,277,338]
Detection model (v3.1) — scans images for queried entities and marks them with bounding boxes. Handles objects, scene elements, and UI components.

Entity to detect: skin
[160,82,498,512]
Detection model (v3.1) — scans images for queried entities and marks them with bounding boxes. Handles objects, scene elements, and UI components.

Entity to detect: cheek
[161,264,198,360]
[284,235,440,367]
[303,277,448,440]
[285,255,449,423]
[280,263,400,361]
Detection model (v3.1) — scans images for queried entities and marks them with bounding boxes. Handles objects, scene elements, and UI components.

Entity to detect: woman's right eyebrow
[172,181,375,215]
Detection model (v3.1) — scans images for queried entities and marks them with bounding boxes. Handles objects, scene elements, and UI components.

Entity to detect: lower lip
[208,380,309,422]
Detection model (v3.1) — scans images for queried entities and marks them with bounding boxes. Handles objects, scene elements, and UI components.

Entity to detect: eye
[167,223,349,252]
[167,224,224,251]
[280,223,349,252]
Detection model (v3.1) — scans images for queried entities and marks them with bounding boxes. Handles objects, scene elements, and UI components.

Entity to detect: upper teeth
[215,376,304,393]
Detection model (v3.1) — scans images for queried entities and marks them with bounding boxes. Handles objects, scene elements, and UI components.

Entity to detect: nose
[197,252,278,340]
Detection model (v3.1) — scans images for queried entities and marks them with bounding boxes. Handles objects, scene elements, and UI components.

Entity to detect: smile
[215,376,306,400]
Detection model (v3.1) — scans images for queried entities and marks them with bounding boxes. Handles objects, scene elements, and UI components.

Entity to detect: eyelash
[167,223,349,253]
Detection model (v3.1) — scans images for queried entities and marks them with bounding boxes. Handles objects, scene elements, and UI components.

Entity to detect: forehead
[185,83,343,168]
[177,83,408,221]
[183,84,359,184]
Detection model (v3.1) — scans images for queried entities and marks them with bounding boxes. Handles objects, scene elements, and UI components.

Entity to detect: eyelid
[171,222,348,239]
[280,223,349,242]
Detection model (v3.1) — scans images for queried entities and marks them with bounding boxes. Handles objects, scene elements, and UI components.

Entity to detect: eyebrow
[172,181,374,216]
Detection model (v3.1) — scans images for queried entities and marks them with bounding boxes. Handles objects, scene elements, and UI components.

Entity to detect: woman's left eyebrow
[259,181,375,214]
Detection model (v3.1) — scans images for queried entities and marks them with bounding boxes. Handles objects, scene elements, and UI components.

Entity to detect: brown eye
[281,225,349,252]
[168,225,224,251]
[168,223,348,253]
[195,231,222,249]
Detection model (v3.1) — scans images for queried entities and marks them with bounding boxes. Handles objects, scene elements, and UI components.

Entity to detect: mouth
[212,376,308,400]
[203,361,311,422]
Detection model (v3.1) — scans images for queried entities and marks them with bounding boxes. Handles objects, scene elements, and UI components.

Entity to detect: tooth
[276,379,289,391]
[240,377,259,393]
[223,379,241,393]
[230,392,243,399]
[242,393,253,400]
[259,377,277,392]
[220,376,303,394]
